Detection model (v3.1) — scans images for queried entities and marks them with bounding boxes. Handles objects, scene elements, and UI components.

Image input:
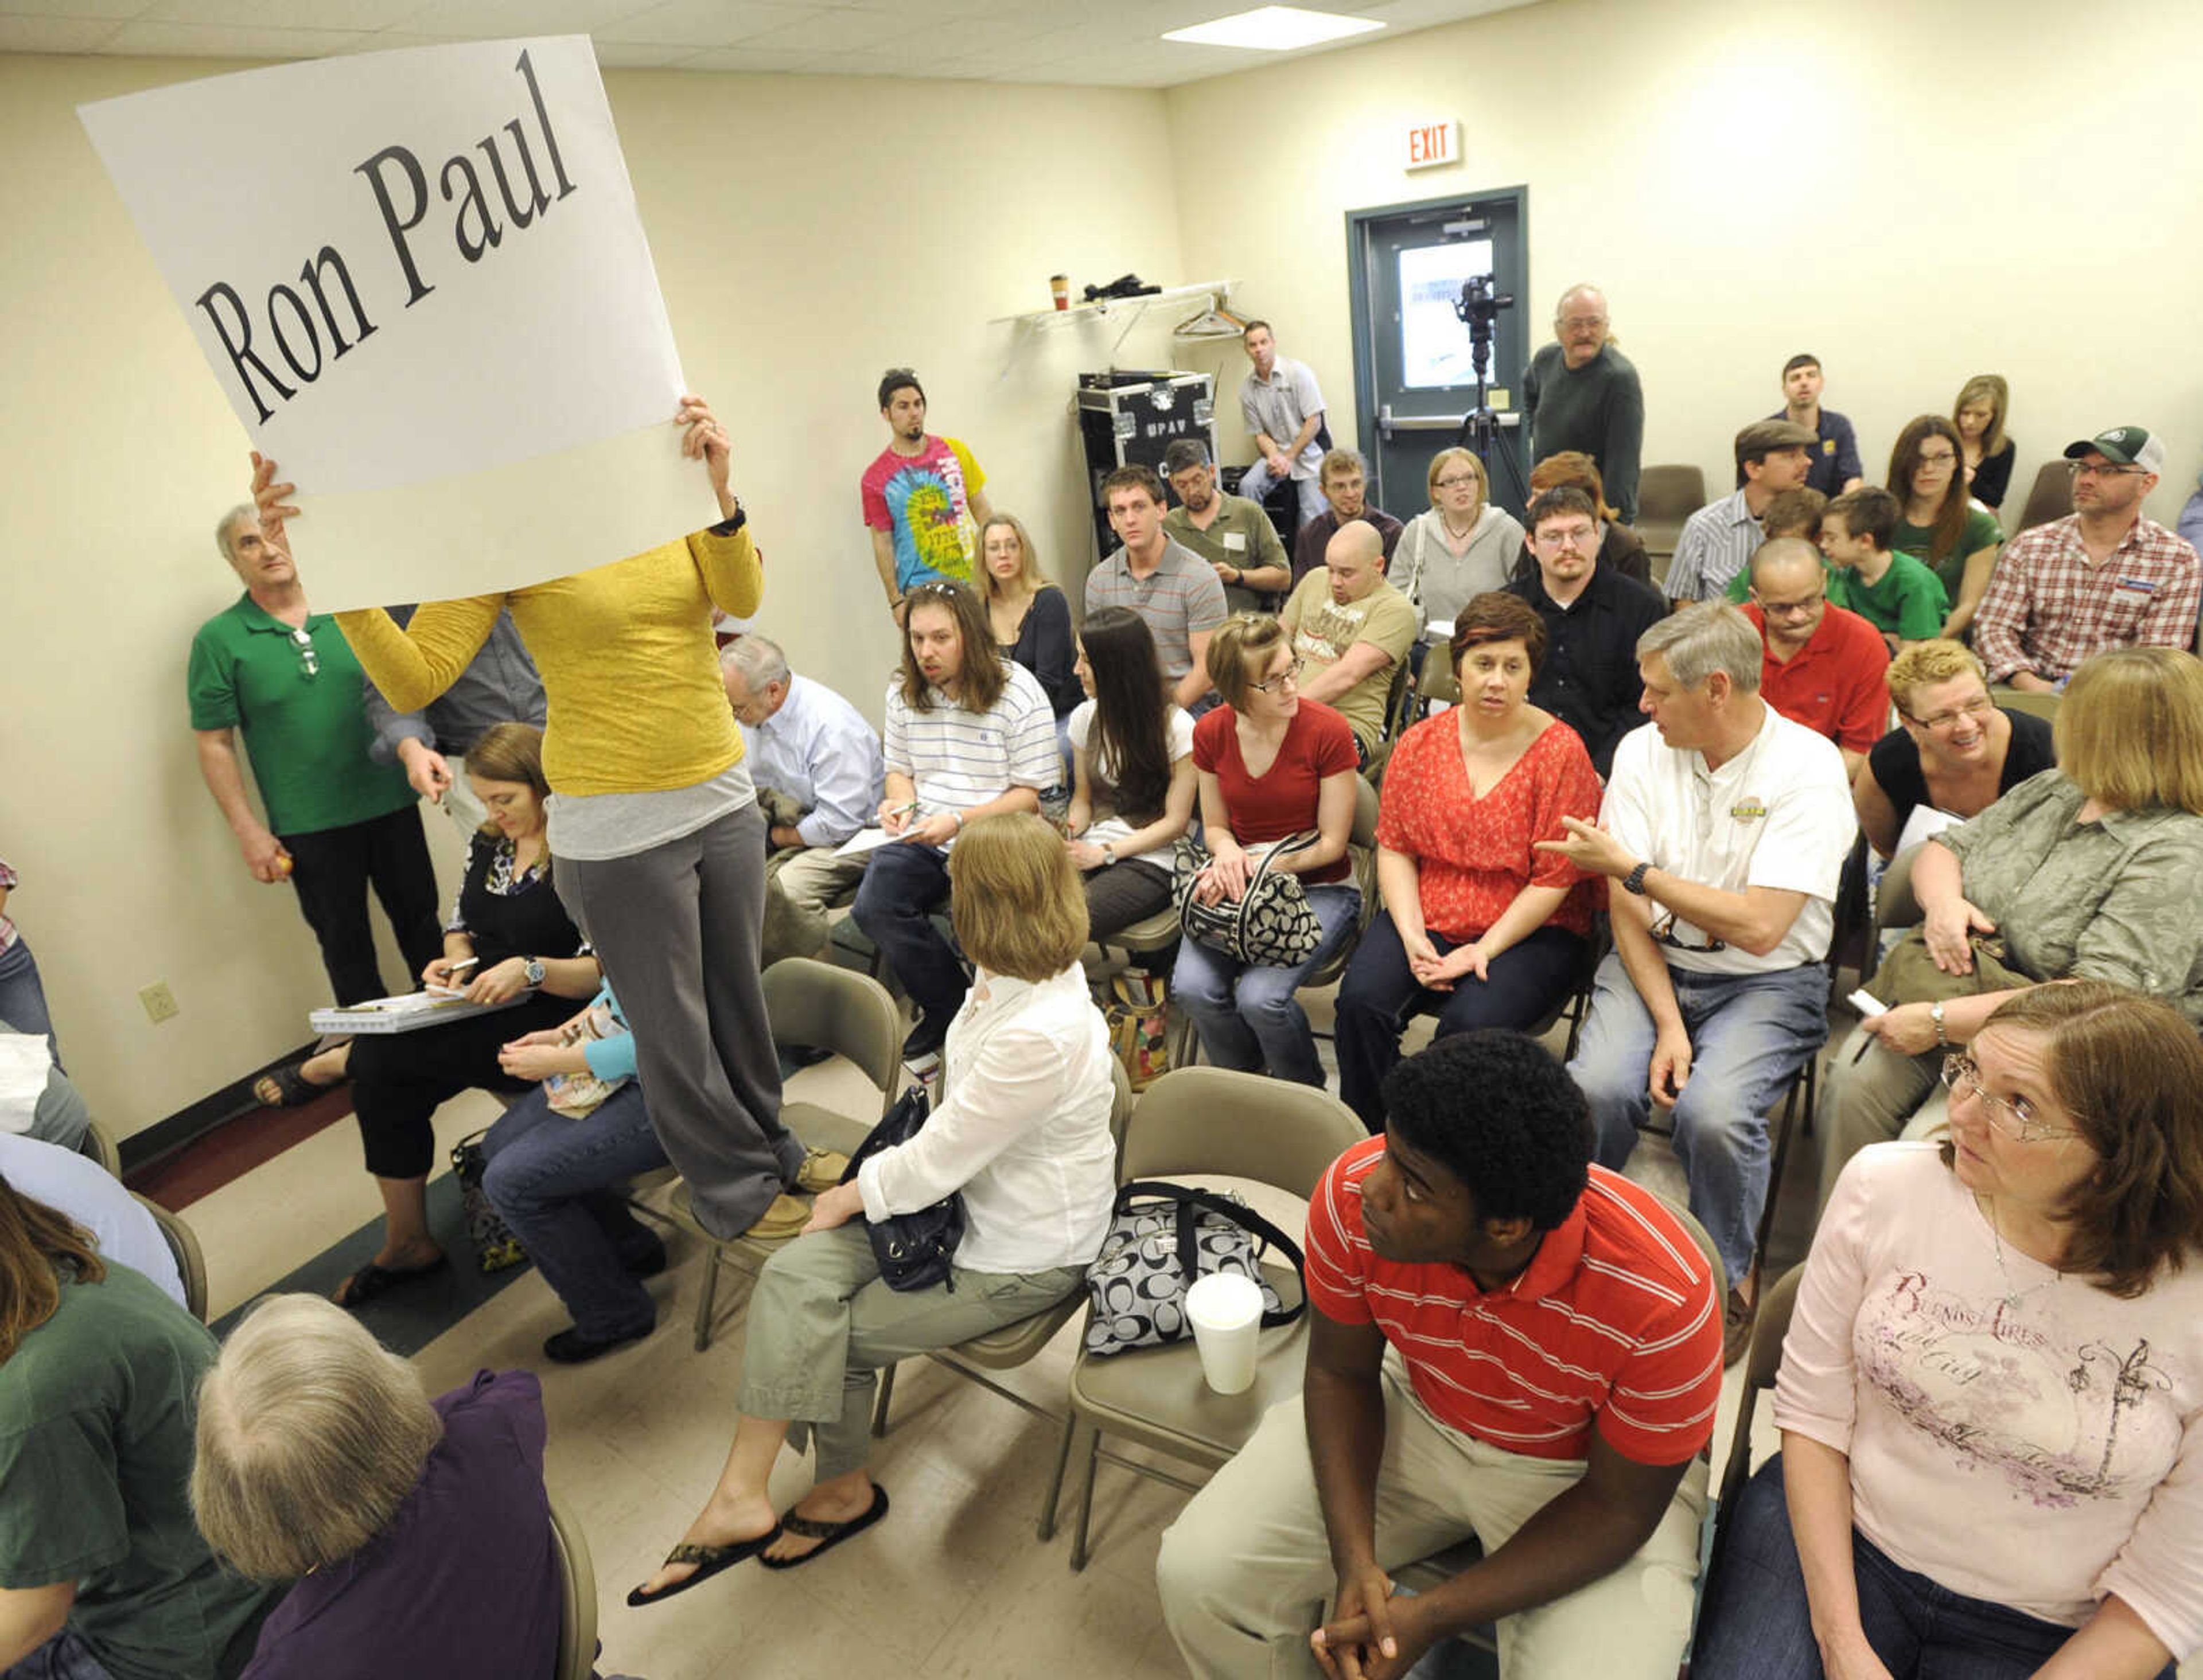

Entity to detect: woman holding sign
[258,394,814,1252]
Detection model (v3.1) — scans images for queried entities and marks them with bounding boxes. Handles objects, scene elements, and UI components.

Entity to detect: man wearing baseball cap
[1663,420,1819,607]
[1972,426,2201,691]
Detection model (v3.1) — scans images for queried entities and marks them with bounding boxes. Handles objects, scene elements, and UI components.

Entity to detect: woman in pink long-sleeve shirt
[1692,980,2203,1680]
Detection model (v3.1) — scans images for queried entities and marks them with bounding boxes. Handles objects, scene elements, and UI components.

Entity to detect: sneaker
[1723,1287,1757,1367]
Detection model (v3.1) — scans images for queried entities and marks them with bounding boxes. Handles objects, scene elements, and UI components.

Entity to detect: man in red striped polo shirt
[1157,1032,1724,1679]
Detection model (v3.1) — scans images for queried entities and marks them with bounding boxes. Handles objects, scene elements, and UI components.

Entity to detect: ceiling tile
[0,0,147,16]
[587,35,692,63]
[99,17,372,54]
[0,13,128,48]
[387,0,655,38]
[594,0,809,46]
[672,41,818,72]
[731,5,931,53]
[138,0,417,27]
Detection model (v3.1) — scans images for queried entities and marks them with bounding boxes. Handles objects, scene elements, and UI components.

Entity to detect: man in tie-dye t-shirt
[861,368,994,623]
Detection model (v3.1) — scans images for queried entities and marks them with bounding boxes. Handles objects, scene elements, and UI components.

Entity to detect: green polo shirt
[1164,493,1289,613]
[186,593,416,837]
[1828,551,1949,641]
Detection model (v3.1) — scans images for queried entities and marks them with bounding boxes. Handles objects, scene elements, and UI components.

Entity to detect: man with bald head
[1523,284,1644,523]
[1279,520,1419,761]
[1741,537,1891,778]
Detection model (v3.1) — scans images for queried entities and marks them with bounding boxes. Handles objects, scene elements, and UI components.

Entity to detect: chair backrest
[131,1194,208,1322]
[2011,459,2071,535]
[762,958,902,1111]
[546,1486,597,1680]
[1106,1055,1135,1171]
[1120,1066,1365,1201]
[1709,1262,1804,1582]
[1419,662,1461,707]
[1634,464,1708,544]
[1991,684,2061,725]
[1349,773,1379,851]
[79,1118,122,1179]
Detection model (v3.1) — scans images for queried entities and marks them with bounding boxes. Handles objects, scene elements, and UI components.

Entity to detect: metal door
[1348,190,1530,519]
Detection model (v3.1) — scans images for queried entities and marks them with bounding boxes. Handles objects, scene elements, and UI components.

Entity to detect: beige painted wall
[0,52,1186,1140]
[1167,0,2203,526]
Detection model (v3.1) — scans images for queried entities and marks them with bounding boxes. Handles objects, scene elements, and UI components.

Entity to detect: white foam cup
[1184,1270,1266,1394]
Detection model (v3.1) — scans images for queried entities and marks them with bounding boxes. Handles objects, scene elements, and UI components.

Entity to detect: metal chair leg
[691,1248,721,1353]
[1069,1421,1099,1572]
[1038,1413,1077,1542]
[870,1362,898,1437]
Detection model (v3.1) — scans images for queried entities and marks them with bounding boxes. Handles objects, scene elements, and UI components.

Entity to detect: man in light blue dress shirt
[722,637,886,965]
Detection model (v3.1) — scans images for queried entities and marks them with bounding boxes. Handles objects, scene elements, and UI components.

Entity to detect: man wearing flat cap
[1663,420,1819,607]
[1972,425,2202,691]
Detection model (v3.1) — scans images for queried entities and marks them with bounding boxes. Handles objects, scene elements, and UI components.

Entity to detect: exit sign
[1404,119,1458,171]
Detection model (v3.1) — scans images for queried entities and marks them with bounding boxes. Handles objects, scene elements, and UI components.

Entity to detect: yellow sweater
[336,524,764,797]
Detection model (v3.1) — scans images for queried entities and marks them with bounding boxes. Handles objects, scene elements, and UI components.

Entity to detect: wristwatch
[1930,1000,1948,1047]
[524,957,546,988]
[1100,844,1118,867]
[1622,862,1652,896]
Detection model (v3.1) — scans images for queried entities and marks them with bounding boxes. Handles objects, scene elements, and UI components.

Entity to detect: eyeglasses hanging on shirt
[289,626,320,681]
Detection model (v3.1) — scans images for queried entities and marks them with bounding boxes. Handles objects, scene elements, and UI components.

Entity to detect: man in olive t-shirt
[1281,520,1419,756]
[1162,438,1291,613]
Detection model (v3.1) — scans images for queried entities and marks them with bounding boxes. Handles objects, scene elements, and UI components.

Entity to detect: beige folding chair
[1394,1194,1729,1646]
[1040,1066,1366,1569]
[1634,464,1708,567]
[131,1193,208,1322]
[546,1486,598,1680]
[1303,775,1380,995]
[2009,460,2072,536]
[868,1059,1135,1437]
[1706,1263,1804,1585]
[1988,685,2061,725]
[669,958,902,1351]
[78,1118,122,1179]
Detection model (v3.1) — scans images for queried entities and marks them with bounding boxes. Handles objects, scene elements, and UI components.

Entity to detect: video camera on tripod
[1448,273,1525,502]
[1450,273,1514,380]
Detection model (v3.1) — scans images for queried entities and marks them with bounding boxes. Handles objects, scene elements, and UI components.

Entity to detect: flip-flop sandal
[624,1526,783,1608]
[795,1148,850,1193]
[253,1063,325,1108]
[333,1253,450,1309]
[758,1484,890,1571]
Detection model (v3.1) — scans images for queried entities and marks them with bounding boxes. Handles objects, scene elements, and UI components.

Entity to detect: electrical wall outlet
[139,983,179,1025]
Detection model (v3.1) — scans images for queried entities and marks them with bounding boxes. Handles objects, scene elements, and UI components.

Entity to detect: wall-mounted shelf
[990,279,1238,379]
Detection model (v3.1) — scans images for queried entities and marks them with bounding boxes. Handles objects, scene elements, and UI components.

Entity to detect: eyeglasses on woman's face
[1249,657,1304,695]
[1940,1053,2080,1144]
[1907,695,1994,732]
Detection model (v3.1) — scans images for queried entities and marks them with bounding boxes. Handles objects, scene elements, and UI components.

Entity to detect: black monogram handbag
[841,1084,966,1293]
[1173,831,1325,967]
[1084,1181,1305,1355]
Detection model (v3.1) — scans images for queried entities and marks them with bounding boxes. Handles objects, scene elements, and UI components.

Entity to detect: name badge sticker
[2115,577,2158,593]
[1224,532,1247,552]
[1731,797,1768,824]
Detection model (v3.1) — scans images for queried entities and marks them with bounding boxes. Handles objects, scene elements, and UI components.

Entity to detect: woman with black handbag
[1173,613,1363,1086]
[628,814,1117,1601]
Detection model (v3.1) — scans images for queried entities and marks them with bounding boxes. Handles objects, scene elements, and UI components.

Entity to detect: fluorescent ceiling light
[1163,6,1386,51]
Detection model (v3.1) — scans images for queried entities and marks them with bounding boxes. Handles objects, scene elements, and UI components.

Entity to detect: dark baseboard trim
[119,1042,320,1176]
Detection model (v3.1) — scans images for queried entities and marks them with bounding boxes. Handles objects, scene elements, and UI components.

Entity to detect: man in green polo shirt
[188,506,438,1007]
[1820,485,1949,651]
[1162,438,1291,613]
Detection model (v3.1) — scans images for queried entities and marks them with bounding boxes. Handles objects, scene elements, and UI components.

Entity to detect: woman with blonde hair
[0,1180,275,1679]
[1951,373,2015,509]
[1821,646,2203,1199]
[632,812,1117,1600]
[193,1295,559,1678]
[253,721,603,1308]
[1696,980,2203,1680]
[1852,638,2056,856]
[979,512,1080,718]
[1395,447,1527,642]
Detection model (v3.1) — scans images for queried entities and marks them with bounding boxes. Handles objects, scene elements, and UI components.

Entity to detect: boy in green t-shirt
[1819,485,1949,650]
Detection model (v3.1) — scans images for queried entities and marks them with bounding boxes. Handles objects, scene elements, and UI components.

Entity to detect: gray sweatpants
[556,801,803,1238]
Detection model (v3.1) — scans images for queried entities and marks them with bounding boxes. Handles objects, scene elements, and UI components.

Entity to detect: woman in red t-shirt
[1334,593,1602,1131]
[1174,615,1364,1086]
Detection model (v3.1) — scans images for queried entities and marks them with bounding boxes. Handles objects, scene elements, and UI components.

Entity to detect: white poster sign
[80,37,710,609]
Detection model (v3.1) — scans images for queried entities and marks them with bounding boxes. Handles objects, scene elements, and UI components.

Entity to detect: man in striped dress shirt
[1157,1031,1723,1679]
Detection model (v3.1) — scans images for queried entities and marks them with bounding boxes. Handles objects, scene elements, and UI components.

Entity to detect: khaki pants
[737,1224,1084,1482]
[762,845,870,969]
[1155,1355,1706,1680]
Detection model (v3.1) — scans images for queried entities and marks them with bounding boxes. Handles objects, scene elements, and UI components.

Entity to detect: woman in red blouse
[1334,593,1603,1131]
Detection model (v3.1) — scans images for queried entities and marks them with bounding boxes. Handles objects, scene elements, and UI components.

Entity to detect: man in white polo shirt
[1539,605,1854,1362]
[852,582,1060,1066]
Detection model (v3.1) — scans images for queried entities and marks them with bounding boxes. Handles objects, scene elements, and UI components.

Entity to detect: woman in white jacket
[629,812,1118,1602]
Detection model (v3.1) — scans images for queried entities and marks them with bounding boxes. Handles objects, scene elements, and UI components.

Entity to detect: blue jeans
[3,1629,115,1680]
[1172,883,1360,1086]
[852,841,964,1040]
[1236,458,1327,531]
[1334,914,1586,1132]
[0,937,59,1070]
[1691,1457,2174,1680]
[1566,953,1827,1285]
[481,1083,669,1340]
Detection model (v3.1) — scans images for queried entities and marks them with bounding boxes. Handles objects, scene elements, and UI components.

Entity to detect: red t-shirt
[1746,602,1891,755]
[1305,1137,1725,1464]
[1375,714,1602,943]
[1193,700,1359,884]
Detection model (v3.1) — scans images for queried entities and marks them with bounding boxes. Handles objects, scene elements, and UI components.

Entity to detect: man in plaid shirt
[1972,425,2201,691]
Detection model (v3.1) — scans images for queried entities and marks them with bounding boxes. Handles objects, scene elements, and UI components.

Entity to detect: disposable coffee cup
[1050,273,1071,311]
[1184,1270,1264,1395]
